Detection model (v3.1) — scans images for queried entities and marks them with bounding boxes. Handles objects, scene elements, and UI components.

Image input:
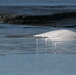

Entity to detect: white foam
[34,29,76,39]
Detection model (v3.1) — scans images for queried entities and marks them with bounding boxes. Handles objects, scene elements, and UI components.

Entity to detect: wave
[0,5,76,15]
[0,6,76,28]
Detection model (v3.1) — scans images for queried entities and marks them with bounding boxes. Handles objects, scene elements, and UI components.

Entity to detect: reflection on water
[0,24,76,55]
[0,24,76,75]
[0,38,76,55]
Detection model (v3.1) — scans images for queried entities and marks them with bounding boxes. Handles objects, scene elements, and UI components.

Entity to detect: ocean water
[0,6,76,16]
[0,0,76,75]
[0,0,76,6]
[0,24,76,75]
[0,0,76,15]
[0,24,76,54]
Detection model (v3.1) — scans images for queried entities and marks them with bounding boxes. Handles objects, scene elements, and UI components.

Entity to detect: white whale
[34,29,76,39]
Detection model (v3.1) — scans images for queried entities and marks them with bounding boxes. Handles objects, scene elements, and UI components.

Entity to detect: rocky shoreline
[0,12,76,27]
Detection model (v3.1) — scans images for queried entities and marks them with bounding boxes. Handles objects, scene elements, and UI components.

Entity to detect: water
[0,0,76,15]
[0,0,76,74]
[0,0,76,6]
[0,24,76,75]
[0,54,76,75]
[0,24,75,54]
[0,6,76,15]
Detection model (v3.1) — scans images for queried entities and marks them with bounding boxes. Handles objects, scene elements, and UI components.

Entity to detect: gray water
[0,0,76,75]
[0,0,76,15]
[0,24,76,75]
[0,0,76,6]
[0,24,76,55]
[0,6,76,15]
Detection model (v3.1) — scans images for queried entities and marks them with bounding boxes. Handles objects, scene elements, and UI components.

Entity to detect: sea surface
[0,0,76,6]
[0,0,76,75]
[0,0,76,15]
[0,24,76,54]
[0,24,76,75]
